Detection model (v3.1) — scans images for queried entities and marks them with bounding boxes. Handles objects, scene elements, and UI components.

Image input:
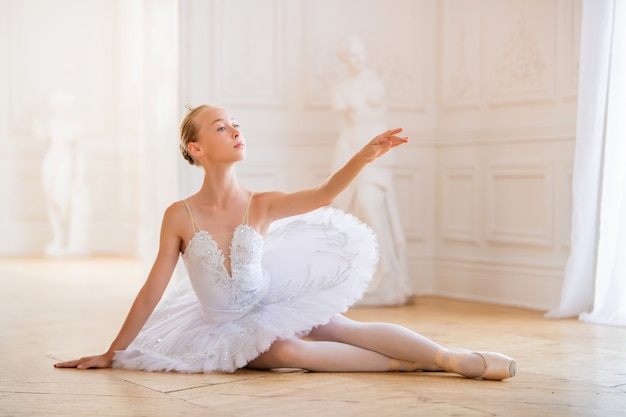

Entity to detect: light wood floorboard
[1,258,625,417]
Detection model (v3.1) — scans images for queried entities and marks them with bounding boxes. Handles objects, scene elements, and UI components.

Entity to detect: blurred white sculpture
[331,35,412,305]
[33,90,90,257]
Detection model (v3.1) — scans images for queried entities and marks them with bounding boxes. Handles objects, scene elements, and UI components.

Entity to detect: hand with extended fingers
[359,128,409,162]
[54,351,114,370]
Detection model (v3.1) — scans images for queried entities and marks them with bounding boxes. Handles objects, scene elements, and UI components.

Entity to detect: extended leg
[307,315,444,371]
[307,315,515,379]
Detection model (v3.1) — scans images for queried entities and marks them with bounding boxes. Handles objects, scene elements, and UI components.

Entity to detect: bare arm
[263,128,408,222]
[54,205,183,369]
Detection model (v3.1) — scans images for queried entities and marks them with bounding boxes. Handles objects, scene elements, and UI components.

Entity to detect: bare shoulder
[252,190,282,202]
[251,191,285,212]
[161,200,193,234]
[163,200,188,221]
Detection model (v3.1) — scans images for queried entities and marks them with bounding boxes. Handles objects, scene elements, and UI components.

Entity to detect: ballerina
[54,104,515,380]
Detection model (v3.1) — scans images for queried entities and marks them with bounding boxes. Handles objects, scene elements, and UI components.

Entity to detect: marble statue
[34,90,89,256]
[330,35,412,306]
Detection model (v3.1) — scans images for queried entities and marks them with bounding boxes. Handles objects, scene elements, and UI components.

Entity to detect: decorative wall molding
[302,0,342,109]
[435,258,563,310]
[440,0,579,110]
[212,0,286,107]
[239,128,439,149]
[395,167,426,242]
[485,162,554,248]
[243,128,337,147]
[440,165,480,245]
[379,0,427,111]
[561,0,582,100]
[437,127,575,147]
[486,0,556,106]
[493,18,547,98]
[1,0,580,310]
[302,0,427,111]
[441,0,481,109]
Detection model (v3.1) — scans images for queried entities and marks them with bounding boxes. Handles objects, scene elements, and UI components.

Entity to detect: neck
[197,165,245,206]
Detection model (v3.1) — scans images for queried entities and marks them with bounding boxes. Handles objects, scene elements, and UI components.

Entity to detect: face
[191,106,246,164]
[339,38,367,74]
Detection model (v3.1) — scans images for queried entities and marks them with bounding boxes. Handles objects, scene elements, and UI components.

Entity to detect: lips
[234,143,245,149]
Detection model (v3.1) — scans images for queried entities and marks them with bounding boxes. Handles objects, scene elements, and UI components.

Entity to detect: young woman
[54,105,516,380]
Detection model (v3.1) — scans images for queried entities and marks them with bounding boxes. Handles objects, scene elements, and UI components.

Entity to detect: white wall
[1,0,580,310]
[0,0,179,260]
[179,0,439,294]
[179,0,580,310]
[0,0,144,256]
[434,0,581,309]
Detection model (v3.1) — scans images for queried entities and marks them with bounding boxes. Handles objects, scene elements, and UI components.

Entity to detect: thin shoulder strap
[183,199,201,233]
[241,192,255,225]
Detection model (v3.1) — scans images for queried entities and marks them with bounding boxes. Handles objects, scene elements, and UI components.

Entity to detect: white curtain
[546,0,626,326]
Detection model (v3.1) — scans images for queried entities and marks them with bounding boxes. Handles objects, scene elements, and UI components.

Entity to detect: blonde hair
[179,104,209,166]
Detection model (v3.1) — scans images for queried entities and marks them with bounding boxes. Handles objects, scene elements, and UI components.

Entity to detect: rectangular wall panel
[441,165,480,244]
[486,163,554,248]
[484,0,557,105]
[212,0,286,106]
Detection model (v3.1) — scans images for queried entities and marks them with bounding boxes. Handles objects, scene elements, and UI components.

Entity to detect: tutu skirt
[113,207,379,373]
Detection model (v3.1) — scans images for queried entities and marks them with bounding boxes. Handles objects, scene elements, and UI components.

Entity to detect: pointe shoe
[435,349,516,381]
[474,352,516,380]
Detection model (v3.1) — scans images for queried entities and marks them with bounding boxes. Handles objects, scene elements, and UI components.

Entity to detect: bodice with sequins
[181,224,269,323]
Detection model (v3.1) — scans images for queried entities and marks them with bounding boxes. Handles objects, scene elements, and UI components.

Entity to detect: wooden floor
[1,258,625,417]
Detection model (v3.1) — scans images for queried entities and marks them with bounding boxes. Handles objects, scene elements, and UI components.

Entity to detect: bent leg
[246,338,392,372]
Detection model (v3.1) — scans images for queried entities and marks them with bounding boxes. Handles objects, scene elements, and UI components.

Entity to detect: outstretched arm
[54,205,183,369]
[264,128,408,222]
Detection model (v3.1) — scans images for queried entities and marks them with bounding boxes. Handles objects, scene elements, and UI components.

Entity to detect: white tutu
[113,207,379,373]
